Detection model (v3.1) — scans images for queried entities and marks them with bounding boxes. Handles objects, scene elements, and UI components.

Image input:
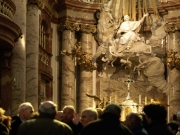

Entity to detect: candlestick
[139,95,141,104]
[145,96,147,105]
[151,98,153,103]
[115,95,117,103]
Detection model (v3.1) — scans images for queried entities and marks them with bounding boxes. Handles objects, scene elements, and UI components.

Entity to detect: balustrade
[0,0,15,19]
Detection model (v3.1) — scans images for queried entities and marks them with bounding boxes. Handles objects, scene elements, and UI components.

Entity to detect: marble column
[168,31,180,119]
[11,0,26,115]
[79,33,93,112]
[26,3,39,111]
[61,30,76,108]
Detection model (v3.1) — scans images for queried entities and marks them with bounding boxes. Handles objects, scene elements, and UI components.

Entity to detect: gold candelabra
[167,49,180,70]
[61,42,97,72]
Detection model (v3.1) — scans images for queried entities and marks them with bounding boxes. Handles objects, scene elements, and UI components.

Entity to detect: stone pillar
[11,0,27,115]
[79,32,93,112]
[61,30,76,108]
[168,31,180,119]
[26,1,42,111]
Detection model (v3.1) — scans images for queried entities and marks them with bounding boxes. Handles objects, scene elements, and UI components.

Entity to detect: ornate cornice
[165,23,180,33]
[80,24,96,34]
[27,0,44,9]
[58,22,96,33]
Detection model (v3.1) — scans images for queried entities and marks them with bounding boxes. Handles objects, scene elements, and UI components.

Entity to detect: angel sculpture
[86,93,109,109]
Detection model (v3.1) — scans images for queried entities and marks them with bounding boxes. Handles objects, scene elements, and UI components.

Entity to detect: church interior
[0,0,180,121]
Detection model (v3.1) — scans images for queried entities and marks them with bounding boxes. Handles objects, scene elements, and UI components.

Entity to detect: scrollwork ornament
[166,49,177,70]
[58,22,80,32]
[80,24,96,34]
[175,23,180,31]
[165,24,176,33]
[66,22,80,31]
[175,55,180,70]
[61,42,97,72]
[27,0,44,9]
[58,23,66,32]
[166,49,180,71]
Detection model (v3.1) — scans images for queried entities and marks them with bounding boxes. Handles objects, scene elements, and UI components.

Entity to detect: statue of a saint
[97,3,115,43]
[116,13,149,51]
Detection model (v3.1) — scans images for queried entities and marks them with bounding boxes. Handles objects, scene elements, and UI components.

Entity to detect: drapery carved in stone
[27,0,44,9]
[80,24,96,34]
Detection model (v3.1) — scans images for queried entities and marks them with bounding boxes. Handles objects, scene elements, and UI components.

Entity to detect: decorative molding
[0,15,22,49]
[27,0,44,9]
[0,0,15,19]
[80,24,96,34]
[61,42,97,72]
[58,22,80,32]
[165,23,180,33]
[166,49,180,71]
[58,22,96,34]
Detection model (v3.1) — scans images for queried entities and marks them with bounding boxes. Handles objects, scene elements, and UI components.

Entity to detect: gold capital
[27,0,44,9]
[80,24,96,34]
[58,22,80,32]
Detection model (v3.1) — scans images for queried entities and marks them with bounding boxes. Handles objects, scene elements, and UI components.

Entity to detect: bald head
[39,101,57,118]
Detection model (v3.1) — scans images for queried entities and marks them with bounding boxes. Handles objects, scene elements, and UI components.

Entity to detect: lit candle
[139,95,141,104]
[115,95,117,103]
[145,96,147,105]
[151,99,153,103]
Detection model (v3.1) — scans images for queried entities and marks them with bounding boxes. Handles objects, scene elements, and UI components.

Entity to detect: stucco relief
[93,0,168,93]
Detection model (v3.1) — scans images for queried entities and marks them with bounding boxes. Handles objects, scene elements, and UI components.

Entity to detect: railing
[0,0,15,20]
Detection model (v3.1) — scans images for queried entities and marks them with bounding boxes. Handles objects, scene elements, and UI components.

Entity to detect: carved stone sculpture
[93,0,168,93]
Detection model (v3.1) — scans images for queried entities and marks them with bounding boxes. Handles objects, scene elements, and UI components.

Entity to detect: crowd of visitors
[0,101,180,135]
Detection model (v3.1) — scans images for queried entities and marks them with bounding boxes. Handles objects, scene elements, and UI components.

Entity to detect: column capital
[165,23,180,33]
[80,24,96,34]
[58,21,80,32]
[27,0,44,9]
[58,21,97,34]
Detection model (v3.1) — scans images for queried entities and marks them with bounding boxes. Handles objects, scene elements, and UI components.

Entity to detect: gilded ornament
[166,49,179,70]
[165,24,176,33]
[80,24,96,34]
[175,23,180,31]
[27,0,44,9]
[175,55,180,70]
[61,42,97,72]
[58,22,80,31]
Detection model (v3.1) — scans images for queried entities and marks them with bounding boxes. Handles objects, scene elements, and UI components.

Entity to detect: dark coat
[68,121,82,135]
[10,116,22,135]
[0,123,9,135]
[146,121,174,135]
[80,113,133,135]
[17,118,73,135]
[131,125,148,135]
